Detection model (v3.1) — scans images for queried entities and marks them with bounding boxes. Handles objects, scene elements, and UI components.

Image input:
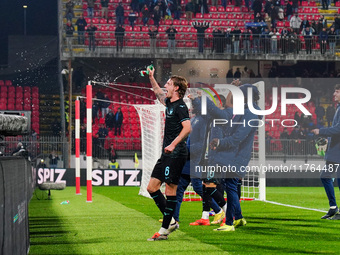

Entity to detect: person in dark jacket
[116,2,125,26]
[212,27,224,54]
[97,123,108,148]
[252,0,262,18]
[224,28,232,54]
[66,0,75,21]
[192,84,262,231]
[185,0,195,21]
[75,14,87,44]
[319,27,328,55]
[193,21,210,54]
[231,26,242,54]
[114,107,124,136]
[141,4,150,26]
[148,26,159,53]
[315,104,326,122]
[49,151,60,168]
[311,85,340,220]
[101,0,109,20]
[226,68,233,83]
[166,25,177,53]
[65,20,74,50]
[105,109,115,130]
[115,24,125,52]
[86,22,97,51]
[101,94,111,117]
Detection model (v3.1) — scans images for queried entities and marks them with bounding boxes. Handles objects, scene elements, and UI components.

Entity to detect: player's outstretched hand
[147,66,155,78]
[210,138,220,150]
[164,144,175,154]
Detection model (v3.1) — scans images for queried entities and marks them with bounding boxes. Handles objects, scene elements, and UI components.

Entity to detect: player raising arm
[146,66,191,241]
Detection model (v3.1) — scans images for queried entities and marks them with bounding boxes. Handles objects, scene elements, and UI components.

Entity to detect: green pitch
[29,187,340,254]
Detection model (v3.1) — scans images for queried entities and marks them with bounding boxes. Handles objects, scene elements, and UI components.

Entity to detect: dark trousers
[116,37,123,51]
[321,162,340,207]
[115,124,121,135]
[224,178,243,226]
[173,175,220,222]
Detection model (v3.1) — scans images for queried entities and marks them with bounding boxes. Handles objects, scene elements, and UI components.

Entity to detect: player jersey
[162,98,190,158]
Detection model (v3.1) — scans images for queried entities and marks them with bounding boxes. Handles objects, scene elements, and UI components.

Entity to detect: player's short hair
[171,75,188,98]
[335,84,340,90]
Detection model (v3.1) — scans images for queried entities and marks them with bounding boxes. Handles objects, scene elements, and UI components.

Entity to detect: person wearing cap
[191,83,262,231]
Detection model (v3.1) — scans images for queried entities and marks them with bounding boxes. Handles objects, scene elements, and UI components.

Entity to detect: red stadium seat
[0,80,4,86]
[5,80,12,86]
[196,13,203,18]
[211,13,219,19]
[220,13,227,19]
[209,6,217,12]
[227,14,234,19]
[234,7,241,12]
[217,6,225,12]
[226,7,232,12]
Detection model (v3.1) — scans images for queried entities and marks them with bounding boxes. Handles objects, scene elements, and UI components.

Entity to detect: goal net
[135,82,266,200]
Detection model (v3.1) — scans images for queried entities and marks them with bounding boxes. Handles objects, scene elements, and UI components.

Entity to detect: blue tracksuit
[319,103,340,207]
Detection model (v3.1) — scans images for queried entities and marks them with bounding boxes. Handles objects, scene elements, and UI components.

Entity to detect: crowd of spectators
[63,0,340,55]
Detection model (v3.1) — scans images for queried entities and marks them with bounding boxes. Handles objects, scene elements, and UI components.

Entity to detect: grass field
[29,187,340,255]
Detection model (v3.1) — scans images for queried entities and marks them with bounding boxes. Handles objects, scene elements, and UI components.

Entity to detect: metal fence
[1,135,321,164]
[0,135,141,163]
[62,32,340,57]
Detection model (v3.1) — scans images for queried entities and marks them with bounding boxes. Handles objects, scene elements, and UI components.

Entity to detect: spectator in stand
[320,15,328,29]
[66,0,75,21]
[226,68,233,83]
[235,0,241,7]
[251,26,262,54]
[193,21,210,54]
[75,14,87,45]
[148,26,159,53]
[49,151,60,168]
[185,0,195,21]
[221,0,227,9]
[261,27,271,53]
[231,26,241,54]
[322,0,329,10]
[252,0,263,19]
[65,20,74,51]
[265,13,272,31]
[269,27,280,54]
[290,13,302,34]
[166,25,178,53]
[333,14,340,35]
[326,104,336,127]
[211,0,218,7]
[107,143,117,161]
[280,128,289,156]
[87,0,95,18]
[101,94,111,118]
[328,27,337,55]
[80,98,86,124]
[294,111,301,125]
[101,0,109,20]
[225,28,233,54]
[114,107,124,136]
[242,28,252,55]
[281,27,289,54]
[153,5,162,27]
[265,131,273,154]
[116,2,125,26]
[316,19,324,35]
[105,108,115,131]
[254,13,264,23]
[302,27,313,54]
[292,0,298,13]
[131,0,139,12]
[97,123,109,148]
[264,0,273,14]
[300,16,310,31]
[92,95,99,123]
[87,21,97,51]
[128,10,137,28]
[270,4,279,28]
[319,27,328,55]
[212,27,223,54]
[315,104,326,122]
[286,1,293,22]
[115,24,125,52]
[173,0,182,20]
[234,68,241,79]
[141,4,150,26]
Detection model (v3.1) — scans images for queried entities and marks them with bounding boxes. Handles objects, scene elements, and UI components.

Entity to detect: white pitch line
[264,200,327,213]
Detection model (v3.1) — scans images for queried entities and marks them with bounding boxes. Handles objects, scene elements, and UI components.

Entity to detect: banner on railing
[36,168,141,186]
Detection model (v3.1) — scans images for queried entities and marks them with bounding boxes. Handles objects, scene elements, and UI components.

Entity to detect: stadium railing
[61,32,340,59]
